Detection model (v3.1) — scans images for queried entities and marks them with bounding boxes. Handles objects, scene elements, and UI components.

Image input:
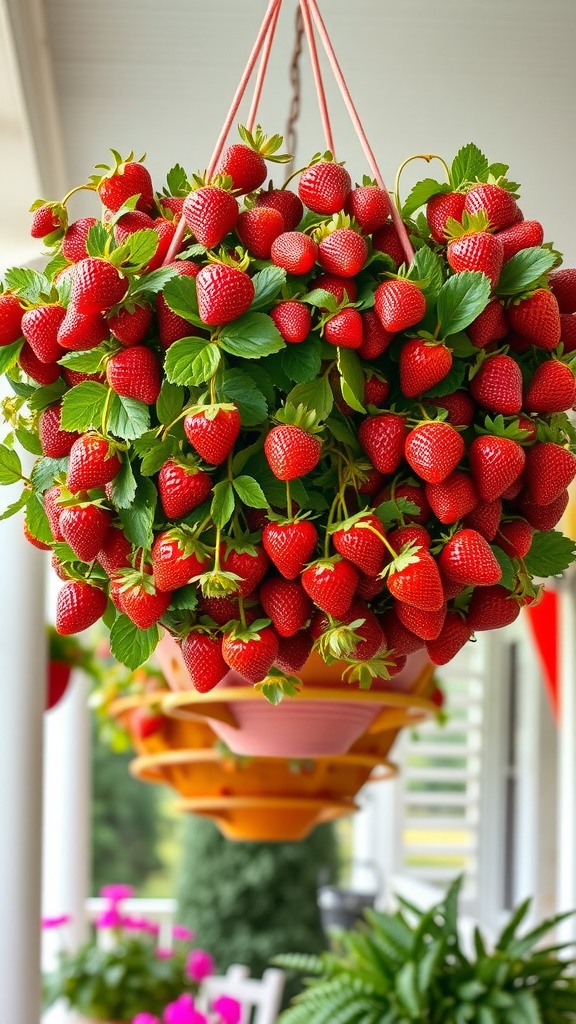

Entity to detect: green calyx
[314,618,365,663]
[274,402,322,433]
[444,210,490,240]
[474,414,534,443]
[237,124,292,164]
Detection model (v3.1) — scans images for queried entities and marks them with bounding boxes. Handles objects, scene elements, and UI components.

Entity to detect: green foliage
[277,878,576,1024]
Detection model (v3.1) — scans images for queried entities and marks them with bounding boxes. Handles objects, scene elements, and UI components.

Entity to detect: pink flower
[41,914,71,930]
[173,924,195,942]
[186,948,215,982]
[132,1015,160,1024]
[212,995,242,1024]
[164,993,207,1024]
[100,883,134,904]
[95,907,123,929]
[155,947,174,960]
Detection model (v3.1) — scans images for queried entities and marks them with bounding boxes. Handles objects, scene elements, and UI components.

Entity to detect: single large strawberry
[426,191,466,243]
[30,204,61,239]
[468,435,526,502]
[301,557,358,617]
[463,499,502,541]
[447,230,504,288]
[255,188,303,231]
[220,541,269,597]
[426,612,473,665]
[270,301,311,344]
[264,424,322,481]
[467,585,522,630]
[236,206,284,259]
[97,526,132,575]
[39,404,79,458]
[151,529,209,592]
[358,310,393,360]
[399,339,452,397]
[184,404,241,465]
[515,488,569,530]
[67,434,122,493]
[470,354,523,414]
[467,299,508,349]
[275,629,314,673]
[395,600,446,641]
[116,572,172,628]
[438,528,502,587]
[318,228,367,277]
[21,305,66,364]
[108,303,153,347]
[57,306,109,352]
[507,289,561,350]
[158,459,212,519]
[386,548,444,611]
[364,374,390,407]
[298,161,351,215]
[324,308,363,349]
[19,344,61,385]
[182,186,239,248]
[549,268,576,314]
[524,442,576,505]
[427,391,475,427]
[221,624,279,683]
[496,519,533,558]
[106,345,161,405]
[332,513,387,576]
[216,143,267,194]
[464,183,519,230]
[496,220,544,261]
[71,258,128,314]
[61,217,98,262]
[523,360,576,413]
[358,413,407,474]
[404,422,464,484]
[97,159,154,214]
[425,471,479,524]
[259,577,312,637]
[262,519,318,579]
[195,262,254,325]
[56,580,107,635]
[0,292,23,345]
[181,631,229,692]
[270,231,318,274]
[378,608,425,655]
[345,185,390,233]
[374,280,426,332]
[60,503,112,561]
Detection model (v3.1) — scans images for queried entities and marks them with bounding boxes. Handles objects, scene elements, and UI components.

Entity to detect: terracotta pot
[175,794,357,841]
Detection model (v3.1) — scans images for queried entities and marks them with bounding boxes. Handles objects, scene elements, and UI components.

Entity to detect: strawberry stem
[61,183,97,206]
[101,387,114,437]
[286,479,293,519]
[393,153,451,212]
[238,594,247,630]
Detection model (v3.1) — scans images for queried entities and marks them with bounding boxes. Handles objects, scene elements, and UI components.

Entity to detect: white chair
[201,963,285,1024]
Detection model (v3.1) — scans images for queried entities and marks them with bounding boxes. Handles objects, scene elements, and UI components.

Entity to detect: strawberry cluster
[1,136,575,694]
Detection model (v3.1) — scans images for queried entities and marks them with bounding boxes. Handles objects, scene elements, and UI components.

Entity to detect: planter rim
[129,747,397,772]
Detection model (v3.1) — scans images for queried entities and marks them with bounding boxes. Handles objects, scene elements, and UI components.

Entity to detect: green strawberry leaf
[325,414,359,448]
[411,246,444,303]
[85,223,110,259]
[490,544,516,590]
[139,436,179,477]
[31,456,68,492]
[211,479,235,528]
[524,530,576,577]
[218,368,268,426]
[446,331,478,358]
[0,444,23,485]
[111,228,158,270]
[450,143,489,189]
[4,267,51,304]
[108,457,137,508]
[436,271,491,337]
[156,380,185,426]
[0,339,23,375]
[109,614,159,670]
[219,313,285,359]
[375,498,420,529]
[231,435,265,476]
[164,163,190,197]
[337,347,366,414]
[27,378,67,412]
[59,344,109,373]
[44,252,70,281]
[232,475,268,509]
[27,490,52,544]
[129,266,178,297]
[286,376,333,423]
[423,361,466,398]
[118,477,157,548]
[162,276,203,326]
[108,394,150,440]
[246,364,276,407]
[0,489,28,521]
[15,426,42,456]
[169,585,199,611]
[496,247,557,296]
[277,336,322,384]
[250,266,287,312]
[60,381,108,432]
[302,288,339,314]
[402,178,449,218]
[164,336,221,387]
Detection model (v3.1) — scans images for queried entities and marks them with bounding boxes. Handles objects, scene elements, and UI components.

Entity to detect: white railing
[85,895,177,948]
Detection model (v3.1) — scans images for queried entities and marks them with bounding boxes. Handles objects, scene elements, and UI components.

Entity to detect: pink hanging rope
[306,0,414,264]
[246,0,283,133]
[299,0,335,157]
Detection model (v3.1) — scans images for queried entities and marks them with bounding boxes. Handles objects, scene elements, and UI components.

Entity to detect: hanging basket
[108,691,216,760]
[174,794,357,842]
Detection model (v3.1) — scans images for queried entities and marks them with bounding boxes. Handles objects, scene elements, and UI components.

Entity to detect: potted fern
[276,878,576,1023]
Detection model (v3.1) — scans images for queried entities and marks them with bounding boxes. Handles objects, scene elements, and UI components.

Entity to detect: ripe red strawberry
[24,520,51,551]
[470,354,523,414]
[39,404,79,458]
[56,580,107,635]
[30,204,61,238]
[220,541,269,597]
[399,339,452,398]
[129,706,164,739]
[426,612,473,665]
[195,263,254,325]
[108,303,153,346]
[318,228,367,277]
[468,435,526,502]
[270,231,318,274]
[464,183,519,230]
[312,274,357,306]
[524,442,576,505]
[515,488,569,530]
[67,434,122,493]
[496,519,533,558]
[71,258,128,314]
[259,577,312,637]
[216,143,267,194]
[19,344,61,384]
[467,585,521,630]
[438,528,502,587]
[106,345,161,405]
[467,299,508,348]
[355,572,385,599]
[184,404,241,465]
[222,625,279,683]
[158,460,212,519]
[61,217,98,262]
[404,421,464,484]
[270,301,311,344]
[151,529,209,591]
[182,186,239,248]
[426,191,466,243]
[358,310,393,360]
[496,220,544,261]
[275,630,314,673]
[262,519,318,579]
[425,471,479,524]
[181,631,228,692]
[199,594,243,625]
[324,308,363,349]
[143,218,179,271]
[21,305,66,363]
[549,268,576,314]
[387,549,444,611]
[387,525,431,551]
[463,499,502,541]
[236,206,284,259]
[523,360,576,413]
[255,188,303,231]
[156,260,200,348]
[301,557,358,617]
[97,526,132,575]
[0,292,23,345]
[508,289,561,350]
[358,413,407,474]
[117,573,172,628]
[379,608,425,655]
[264,424,321,481]
[377,481,432,525]
[364,374,390,407]
[371,223,406,268]
[298,161,351,215]
[44,486,65,541]
[64,368,106,387]
[560,314,576,354]
[374,280,426,332]
[114,209,155,243]
[332,513,387,576]
[335,600,386,660]
[427,391,475,427]
[395,600,446,641]
[98,159,154,214]
[57,306,109,351]
[60,503,112,561]
[447,230,504,288]
[345,185,390,233]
